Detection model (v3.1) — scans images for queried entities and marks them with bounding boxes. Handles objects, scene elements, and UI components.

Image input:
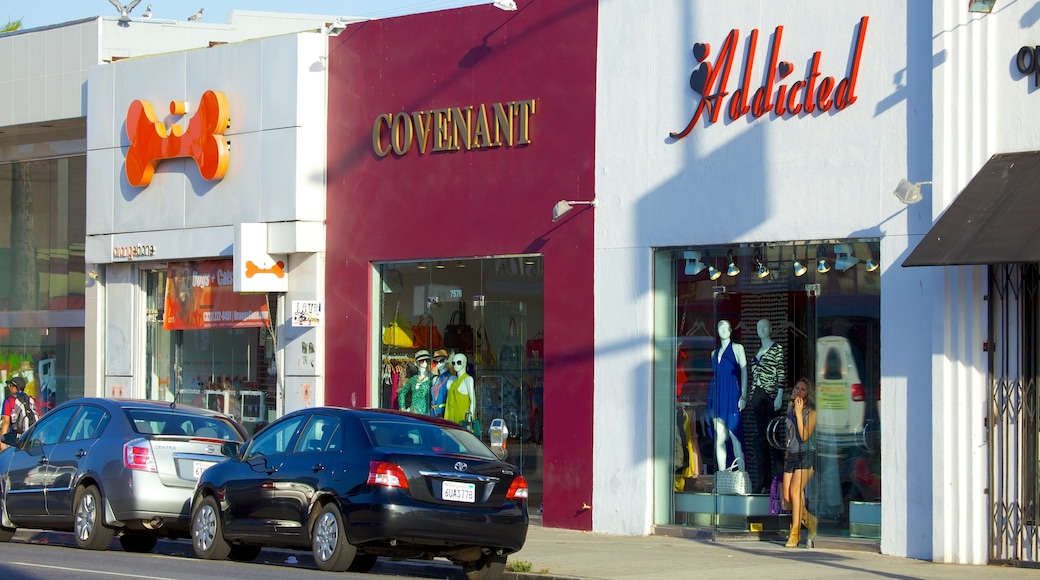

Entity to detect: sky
[3,0,492,30]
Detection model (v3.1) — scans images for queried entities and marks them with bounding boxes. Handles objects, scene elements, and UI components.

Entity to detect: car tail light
[850,383,865,402]
[367,461,409,489]
[506,475,529,500]
[124,437,157,472]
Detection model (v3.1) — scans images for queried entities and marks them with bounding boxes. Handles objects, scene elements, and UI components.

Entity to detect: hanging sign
[164,259,270,330]
[670,16,869,139]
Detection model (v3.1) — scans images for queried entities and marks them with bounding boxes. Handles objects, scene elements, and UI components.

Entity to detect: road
[3,530,470,580]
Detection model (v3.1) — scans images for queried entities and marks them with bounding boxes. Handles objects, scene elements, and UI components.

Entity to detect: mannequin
[707,319,747,472]
[444,352,476,426]
[749,318,785,493]
[428,349,451,417]
[397,350,433,415]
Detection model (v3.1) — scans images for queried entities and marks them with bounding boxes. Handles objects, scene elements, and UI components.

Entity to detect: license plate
[442,481,475,503]
[193,460,215,480]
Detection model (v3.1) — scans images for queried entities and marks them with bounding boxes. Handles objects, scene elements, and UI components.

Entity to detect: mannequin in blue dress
[707,319,747,472]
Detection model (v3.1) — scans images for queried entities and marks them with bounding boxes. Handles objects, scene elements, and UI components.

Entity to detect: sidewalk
[505,521,1040,580]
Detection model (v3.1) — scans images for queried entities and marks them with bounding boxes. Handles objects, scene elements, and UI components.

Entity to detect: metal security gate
[989,263,1040,564]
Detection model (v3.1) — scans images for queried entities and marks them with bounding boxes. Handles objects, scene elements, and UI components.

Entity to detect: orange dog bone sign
[245,260,286,279]
[125,89,231,187]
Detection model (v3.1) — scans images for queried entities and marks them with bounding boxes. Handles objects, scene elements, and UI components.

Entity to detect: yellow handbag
[382,310,414,349]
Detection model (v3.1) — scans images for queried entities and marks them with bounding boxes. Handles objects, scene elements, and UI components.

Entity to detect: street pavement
[12,522,1040,579]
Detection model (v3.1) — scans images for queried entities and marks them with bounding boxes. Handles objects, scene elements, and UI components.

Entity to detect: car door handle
[311,463,325,472]
[265,467,278,475]
[37,458,49,466]
[76,449,87,458]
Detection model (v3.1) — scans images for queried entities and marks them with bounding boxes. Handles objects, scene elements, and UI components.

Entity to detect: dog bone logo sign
[125,89,231,187]
[245,260,286,279]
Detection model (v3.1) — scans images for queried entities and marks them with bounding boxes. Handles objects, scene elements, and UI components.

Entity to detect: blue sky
[5,1,491,30]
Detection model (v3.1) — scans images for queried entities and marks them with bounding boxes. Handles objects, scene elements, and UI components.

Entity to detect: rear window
[125,409,243,441]
[362,418,496,460]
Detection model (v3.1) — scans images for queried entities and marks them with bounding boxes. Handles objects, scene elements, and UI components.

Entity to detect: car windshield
[362,418,497,460]
[124,408,243,441]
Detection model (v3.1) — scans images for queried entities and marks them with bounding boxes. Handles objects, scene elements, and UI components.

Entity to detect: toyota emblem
[454,461,469,472]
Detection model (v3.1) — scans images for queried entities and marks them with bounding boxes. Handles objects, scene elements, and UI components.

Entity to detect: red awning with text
[164,259,270,330]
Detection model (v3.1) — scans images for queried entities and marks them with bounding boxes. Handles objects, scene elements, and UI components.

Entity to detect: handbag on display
[713,459,751,495]
[382,308,414,349]
[412,314,443,350]
[499,317,522,370]
[525,331,544,360]
[443,301,474,353]
[475,325,497,366]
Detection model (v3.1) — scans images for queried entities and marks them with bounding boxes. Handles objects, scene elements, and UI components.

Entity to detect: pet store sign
[670,16,869,139]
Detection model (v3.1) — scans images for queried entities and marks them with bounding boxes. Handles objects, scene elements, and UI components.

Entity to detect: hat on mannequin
[414,349,431,363]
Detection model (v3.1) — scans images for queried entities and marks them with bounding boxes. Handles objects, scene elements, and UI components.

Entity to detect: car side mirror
[221,440,241,458]
[1,432,17,447]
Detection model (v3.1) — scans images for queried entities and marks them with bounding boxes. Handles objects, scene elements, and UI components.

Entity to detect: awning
[903,151,1040,267]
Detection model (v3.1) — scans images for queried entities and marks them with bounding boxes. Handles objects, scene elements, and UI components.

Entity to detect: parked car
[191,407,529,579]
[815,335,880,447]
[0,398,246,552]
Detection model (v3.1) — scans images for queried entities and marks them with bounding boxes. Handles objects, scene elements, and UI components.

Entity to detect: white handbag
[713,459,751,495]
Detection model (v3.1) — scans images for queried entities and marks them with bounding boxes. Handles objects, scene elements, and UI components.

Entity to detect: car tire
[74,484,115,550]
[228,543,262,562]
[192,495,231,560]
[312,503,357,572]
[119,533,158,553]
[347,553,378,573]
[0,525,15,543]
[464,553,507,580]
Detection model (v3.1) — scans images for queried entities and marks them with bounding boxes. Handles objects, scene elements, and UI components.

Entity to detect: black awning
[903,151,1040,267]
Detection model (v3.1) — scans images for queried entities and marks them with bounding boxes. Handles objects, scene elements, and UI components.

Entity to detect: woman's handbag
[443,302,474,353]
[475,326,497,366]
[525,331,544,360]
[713,459,751,495]
[382,309,414,349]
[412,314,443,350]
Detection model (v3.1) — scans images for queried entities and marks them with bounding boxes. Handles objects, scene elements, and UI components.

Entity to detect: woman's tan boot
[803,512,817,548]
[785,522,800,548]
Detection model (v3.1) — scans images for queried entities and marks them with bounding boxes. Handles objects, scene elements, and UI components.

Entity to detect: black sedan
[190,407,529,579]
[0,398,246,551]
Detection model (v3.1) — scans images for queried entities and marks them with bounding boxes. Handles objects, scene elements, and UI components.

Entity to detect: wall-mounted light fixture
[833,243,860,272]
[325,18,348,36]
[552,199,597,222]
[816,245,831,274]
[754,248,770,279]
[893,178,931,204]
[865,258,880,272]
[726,250,740,277]
[968,0,997,13]
[493,0,518,10]
[792,246,808,277]
[683,251,706,276]
[705,251,722,280]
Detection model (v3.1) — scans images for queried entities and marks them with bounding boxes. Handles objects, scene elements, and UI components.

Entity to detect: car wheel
[74,484,115,550]
[0,524,14,543]
[228,543,262,562]
[118,533,158,553]
[312,503,357,572]
[191,495,231,560]
[464,553,507,580]
[347,553,378,573]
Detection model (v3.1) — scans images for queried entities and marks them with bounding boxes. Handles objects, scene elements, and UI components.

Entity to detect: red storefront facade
[326,1,599,530]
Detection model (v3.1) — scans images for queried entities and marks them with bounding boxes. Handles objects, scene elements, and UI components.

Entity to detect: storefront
[85,30,331,431]
[325,2,598,529]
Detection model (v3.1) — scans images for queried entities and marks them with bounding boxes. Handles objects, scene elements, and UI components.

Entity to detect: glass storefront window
[143,267,278,434]
[376,256,544,510]
[658,241,881,541]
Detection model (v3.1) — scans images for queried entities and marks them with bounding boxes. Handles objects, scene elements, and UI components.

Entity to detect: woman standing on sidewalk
[783,377,818,548]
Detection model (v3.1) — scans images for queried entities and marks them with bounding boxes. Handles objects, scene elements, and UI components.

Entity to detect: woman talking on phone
[783,377,818,548]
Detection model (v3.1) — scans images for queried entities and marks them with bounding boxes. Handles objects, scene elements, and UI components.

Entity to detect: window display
[662,241,881,541]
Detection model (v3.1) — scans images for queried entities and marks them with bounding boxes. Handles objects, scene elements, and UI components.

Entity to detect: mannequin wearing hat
[444,352,476,426]
[398,350,433,415]
[429,348,452,417]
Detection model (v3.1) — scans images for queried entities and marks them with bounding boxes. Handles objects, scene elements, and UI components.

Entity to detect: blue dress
[707,341,742,435]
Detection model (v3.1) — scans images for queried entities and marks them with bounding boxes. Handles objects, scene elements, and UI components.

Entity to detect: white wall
[594,1,934,553]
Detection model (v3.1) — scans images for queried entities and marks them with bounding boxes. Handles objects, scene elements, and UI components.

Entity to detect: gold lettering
[492,102,512,147]
[411,111,433,154]
[472,104,492,148]
[432,108,451,152]
[390,112,413,156]
[373,113,392,157]
[514,99,535,145]
[451,106,472,151]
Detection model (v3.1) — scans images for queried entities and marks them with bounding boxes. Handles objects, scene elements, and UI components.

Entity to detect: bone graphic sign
[124,89,231,187]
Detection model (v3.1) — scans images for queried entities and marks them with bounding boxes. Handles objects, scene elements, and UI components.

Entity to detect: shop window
[659,240,881,541]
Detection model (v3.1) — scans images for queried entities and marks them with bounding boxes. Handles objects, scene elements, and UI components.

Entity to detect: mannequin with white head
[444,352,476,426]
[707,319,747,472]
